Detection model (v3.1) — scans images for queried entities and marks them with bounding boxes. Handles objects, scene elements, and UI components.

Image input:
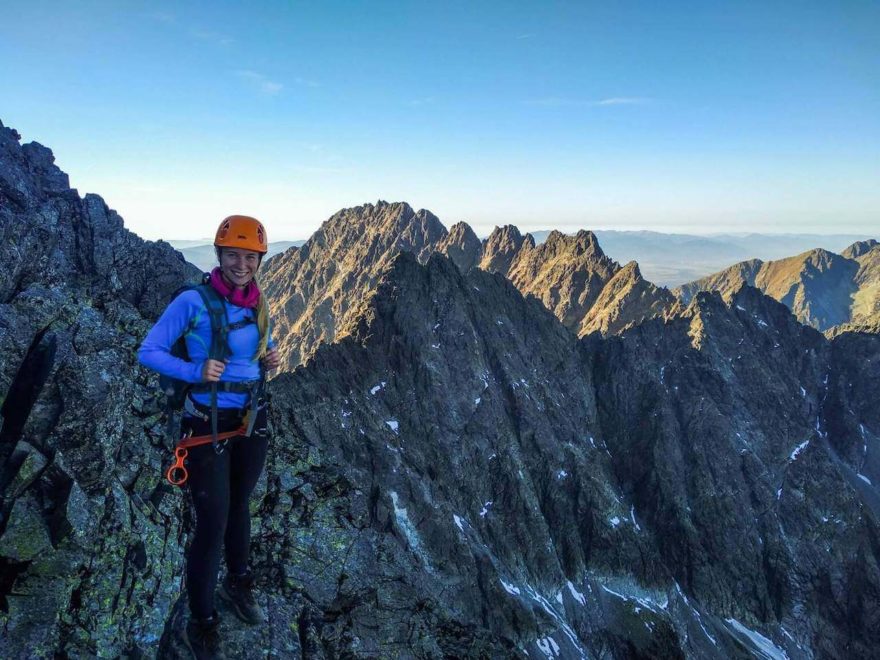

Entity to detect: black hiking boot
[183,610,226,660]
[219,569,265,625]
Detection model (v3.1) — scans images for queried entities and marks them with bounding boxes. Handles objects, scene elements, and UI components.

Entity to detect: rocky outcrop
[0,120,201,656]
[503,230,619,329]
[676,244,880,332]
[842,239,879,260]
[579,260,677,336]
[850,243,880,327]
[437,221,482,273]
[479,224,535,275]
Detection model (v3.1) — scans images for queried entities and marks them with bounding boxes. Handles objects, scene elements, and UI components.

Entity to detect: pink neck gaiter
[209,266,261,309]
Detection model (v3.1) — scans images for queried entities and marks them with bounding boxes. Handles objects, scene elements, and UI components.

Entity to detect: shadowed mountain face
[262,206,676,371]
[3,120,880,659]
[260,253,880,658]
[675,244,880,332]
[0,120,203,654]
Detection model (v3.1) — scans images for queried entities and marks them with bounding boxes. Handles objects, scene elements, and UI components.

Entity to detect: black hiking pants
[181,402,269,619]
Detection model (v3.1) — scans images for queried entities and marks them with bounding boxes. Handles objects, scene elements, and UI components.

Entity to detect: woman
[138,215,281,660]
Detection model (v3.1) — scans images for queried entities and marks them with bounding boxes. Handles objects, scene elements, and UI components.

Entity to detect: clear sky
[2,1,878,240]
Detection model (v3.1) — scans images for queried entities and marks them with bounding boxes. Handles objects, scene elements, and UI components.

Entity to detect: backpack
[160,274,232,411]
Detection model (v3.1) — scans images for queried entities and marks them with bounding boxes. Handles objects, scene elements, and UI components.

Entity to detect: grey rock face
[479,224,535,275]
[0,119,200,656]
[437,221,482,273]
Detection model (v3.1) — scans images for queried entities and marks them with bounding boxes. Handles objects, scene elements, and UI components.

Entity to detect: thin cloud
[236,70,284,96]
[515,33,533,40]
[407,96,436,107]
[191,28,235,46]
[526,96,654,107]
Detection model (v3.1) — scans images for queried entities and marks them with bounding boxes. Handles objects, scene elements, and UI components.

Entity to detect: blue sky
[2,1,878,240]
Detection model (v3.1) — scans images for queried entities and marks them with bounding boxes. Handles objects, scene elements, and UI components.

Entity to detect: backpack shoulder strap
[193,282,230,361]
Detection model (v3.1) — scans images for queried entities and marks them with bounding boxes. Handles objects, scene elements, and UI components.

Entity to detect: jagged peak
[538,228,608,263]
[842,239,879,260]
[485,224,524,244]
[618,260,642,278]
[446,221,479,243]
[790,246,841,269]
[311,201,448,247]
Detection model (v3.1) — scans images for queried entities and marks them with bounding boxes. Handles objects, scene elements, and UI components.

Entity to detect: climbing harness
[164,383,267,487]
[165,425,248,486]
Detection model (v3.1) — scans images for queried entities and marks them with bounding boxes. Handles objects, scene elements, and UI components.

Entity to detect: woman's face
[219,247,261,288]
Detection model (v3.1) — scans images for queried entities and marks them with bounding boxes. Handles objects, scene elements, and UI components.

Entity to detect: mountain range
[1,119,879,659]
[675,242,880,333]
[260,203,676,370]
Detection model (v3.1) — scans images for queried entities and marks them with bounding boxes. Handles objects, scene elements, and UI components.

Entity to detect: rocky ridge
[675,243,880,332]
[262,206,676,371]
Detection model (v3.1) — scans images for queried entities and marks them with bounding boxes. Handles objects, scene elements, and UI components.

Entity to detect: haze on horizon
[2,1,877,241]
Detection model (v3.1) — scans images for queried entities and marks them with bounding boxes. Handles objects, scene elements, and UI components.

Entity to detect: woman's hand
[262,347,281,372]
[201,359,227,382]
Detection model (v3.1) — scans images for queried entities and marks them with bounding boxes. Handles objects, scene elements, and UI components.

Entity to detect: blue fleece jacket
[138,289,275,409]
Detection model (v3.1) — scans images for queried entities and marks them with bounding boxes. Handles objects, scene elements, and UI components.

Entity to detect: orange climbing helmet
[214,215,268,254]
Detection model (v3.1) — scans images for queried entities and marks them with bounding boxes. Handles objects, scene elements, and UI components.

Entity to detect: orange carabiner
[166,447,189,486]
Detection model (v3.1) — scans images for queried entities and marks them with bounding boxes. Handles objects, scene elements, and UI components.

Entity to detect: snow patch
[536,636,561,658]
[479,501,493,517]
[630,505,641,531]
[609,516,621,528]
[386,420,399,433]
[725,619,789,660]
[858,474,872,485]
[501,580,521,596]
[557,470,568,479]
[453,514,465,531]
[370,381,386,395]
[789,440,810,462]
[474,397,481,405]
[567,581,587,606]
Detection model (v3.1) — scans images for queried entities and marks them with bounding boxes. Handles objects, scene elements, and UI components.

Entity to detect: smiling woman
[137,214,281,658]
